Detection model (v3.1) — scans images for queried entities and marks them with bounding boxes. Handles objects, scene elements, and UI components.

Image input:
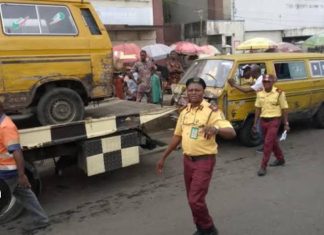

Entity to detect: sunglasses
[262,80,271,83]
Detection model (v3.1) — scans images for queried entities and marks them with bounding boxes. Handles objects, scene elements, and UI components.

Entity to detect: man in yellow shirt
[156,78,236,235]
[253,74,290,176]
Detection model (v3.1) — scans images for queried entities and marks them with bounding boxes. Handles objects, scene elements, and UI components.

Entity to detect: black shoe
[269,159,285,167]
[194,225,218,235]
[257,168,267,176]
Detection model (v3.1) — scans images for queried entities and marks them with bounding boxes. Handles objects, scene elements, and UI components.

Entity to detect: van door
[309,60,324,111]
[273,60,312,120]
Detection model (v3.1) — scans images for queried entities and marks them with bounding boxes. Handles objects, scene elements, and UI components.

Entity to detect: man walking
[132,50,155,102]
[0,101,49,231]
[253,74,290,176]
[156,78,236,235]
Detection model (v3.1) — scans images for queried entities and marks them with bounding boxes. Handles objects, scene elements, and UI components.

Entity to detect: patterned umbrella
[199,45,221,55]
[113,43,140,63]
[237,37,278,50]
[303,33,324,49]
[266,42,302,53]
[170,41,202,55]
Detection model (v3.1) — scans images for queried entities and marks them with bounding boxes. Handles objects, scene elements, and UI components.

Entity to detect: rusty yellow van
[172,53,324,146]
[0,0,113,125]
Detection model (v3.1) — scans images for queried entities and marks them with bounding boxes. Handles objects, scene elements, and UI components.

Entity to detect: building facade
[90,0,164,47]
[165,0,324,52]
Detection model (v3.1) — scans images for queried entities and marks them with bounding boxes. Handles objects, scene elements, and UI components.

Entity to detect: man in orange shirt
[0,101,49,231]
[156,78,236,235]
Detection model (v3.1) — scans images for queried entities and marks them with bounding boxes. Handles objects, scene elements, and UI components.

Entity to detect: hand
[284,124,290,132]
[252,124,258,134]
[202,126,218,139]
[156,158,165,176]
[18,174,31,188]
[228,78,236,86]
[208,104,218,112]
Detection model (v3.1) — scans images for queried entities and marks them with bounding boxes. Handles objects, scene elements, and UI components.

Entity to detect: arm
[228,78,255,93]
[253,107,261,133]
[156,135,182,175]
[13,149,31,188]
[231,82,255,93]
[282,109,290,131]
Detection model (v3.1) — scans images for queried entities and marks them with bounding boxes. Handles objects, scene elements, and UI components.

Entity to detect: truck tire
[37,88,84,125]
[313,105,324,128]
[239,117,262,147]
[0,163,41,224]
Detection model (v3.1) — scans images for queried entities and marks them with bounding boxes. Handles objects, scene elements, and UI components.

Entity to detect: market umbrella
[199,45,221,55]
[266,42,302,53]
[236,37,278,50]
[113,43,140,64]
[170,41,202,55]
[142,44,172,61]
[303,33,324,49]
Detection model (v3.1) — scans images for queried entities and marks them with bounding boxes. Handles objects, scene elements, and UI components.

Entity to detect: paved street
[1,120,324,235]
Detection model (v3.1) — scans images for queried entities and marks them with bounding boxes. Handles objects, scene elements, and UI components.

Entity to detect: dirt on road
[1,121,324,235]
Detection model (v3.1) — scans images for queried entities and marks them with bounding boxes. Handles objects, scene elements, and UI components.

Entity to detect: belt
[184,154,215,161]
[261,117,280,122]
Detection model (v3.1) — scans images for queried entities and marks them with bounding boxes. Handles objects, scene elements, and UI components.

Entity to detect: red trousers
[261,118,285,169]
[183,156,216,229]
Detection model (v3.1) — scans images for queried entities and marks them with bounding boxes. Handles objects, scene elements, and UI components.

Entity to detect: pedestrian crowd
[113,50,184,104]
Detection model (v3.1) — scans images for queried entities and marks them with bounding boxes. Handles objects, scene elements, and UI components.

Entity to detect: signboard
[233,0,324,31]
[92,6,153,26]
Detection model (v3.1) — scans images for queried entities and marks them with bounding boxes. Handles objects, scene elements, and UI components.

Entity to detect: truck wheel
[0,163,41,224]
[313,105,324,128]
[239,117,262,147]
[37,88,84,125]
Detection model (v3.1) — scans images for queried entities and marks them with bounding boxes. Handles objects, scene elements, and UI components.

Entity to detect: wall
[91,0,153,25]
[167,0,208,24]
[233,0,324,31]
[244,31,282,42]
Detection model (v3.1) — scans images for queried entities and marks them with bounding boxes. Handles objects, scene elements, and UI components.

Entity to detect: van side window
[274,61,306,80]
[310,61,324,77]
[0,3,77,35]
[81,9,101,35]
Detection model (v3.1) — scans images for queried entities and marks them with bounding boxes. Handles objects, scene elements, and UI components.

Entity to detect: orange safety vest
[0,115,20,172]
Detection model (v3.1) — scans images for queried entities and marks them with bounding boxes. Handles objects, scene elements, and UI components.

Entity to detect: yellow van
[0,0,113,125]
[172,53,324,146]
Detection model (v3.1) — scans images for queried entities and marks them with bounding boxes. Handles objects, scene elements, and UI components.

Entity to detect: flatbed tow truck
[0,99,175,222]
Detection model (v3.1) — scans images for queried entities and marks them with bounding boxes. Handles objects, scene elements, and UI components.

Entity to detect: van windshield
[180,59,233,88]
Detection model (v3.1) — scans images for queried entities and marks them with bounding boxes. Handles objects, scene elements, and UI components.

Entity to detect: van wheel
[239,117,262,147]
[37,88,84,125]
[0,163,41,224]
[313,105,324,128]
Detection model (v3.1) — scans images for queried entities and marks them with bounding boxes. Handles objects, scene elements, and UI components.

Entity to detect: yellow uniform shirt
[174,100,233,156]
[255,86,289,118]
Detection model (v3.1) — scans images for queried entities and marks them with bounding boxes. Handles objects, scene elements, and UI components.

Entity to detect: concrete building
[165,0,324,51]
[90,0,164,47]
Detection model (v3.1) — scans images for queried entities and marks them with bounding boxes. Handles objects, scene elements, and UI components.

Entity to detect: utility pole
[196,9,203,45]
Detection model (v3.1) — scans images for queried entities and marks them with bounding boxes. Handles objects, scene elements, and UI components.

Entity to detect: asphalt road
[1,121,324,235]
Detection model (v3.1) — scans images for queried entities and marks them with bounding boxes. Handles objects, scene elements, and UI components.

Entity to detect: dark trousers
[183,156,216,229]
[261,118,285,169]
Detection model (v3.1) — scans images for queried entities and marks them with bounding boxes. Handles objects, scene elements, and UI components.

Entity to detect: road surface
[1,121,324,235]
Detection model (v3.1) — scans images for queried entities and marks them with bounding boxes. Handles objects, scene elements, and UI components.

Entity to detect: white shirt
[250,75,263,91]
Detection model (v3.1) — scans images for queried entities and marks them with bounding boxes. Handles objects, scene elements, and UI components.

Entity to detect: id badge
[190,127,199,139]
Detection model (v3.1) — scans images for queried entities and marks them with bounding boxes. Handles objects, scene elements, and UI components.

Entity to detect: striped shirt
[0,114,21,179]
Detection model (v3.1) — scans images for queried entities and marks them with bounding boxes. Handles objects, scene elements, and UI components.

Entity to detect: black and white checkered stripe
[19,114,141,149]
[78,131,140,176]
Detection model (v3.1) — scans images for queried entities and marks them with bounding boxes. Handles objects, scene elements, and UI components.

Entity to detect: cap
[185,77,206,89]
